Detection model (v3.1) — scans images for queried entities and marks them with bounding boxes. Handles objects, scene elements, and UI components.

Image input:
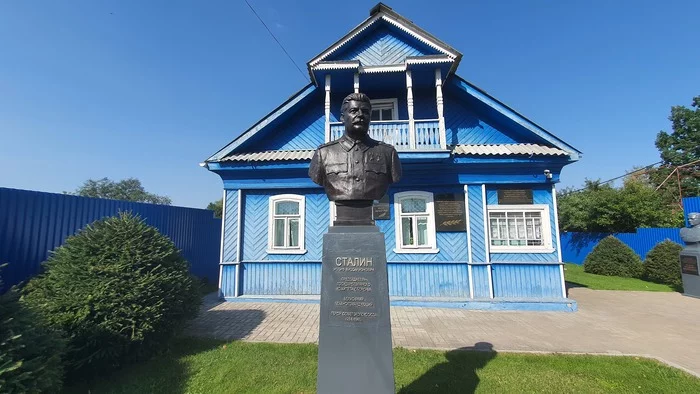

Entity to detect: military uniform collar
[339,134,372,152]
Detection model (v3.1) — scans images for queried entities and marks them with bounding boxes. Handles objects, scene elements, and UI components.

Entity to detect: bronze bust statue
[309,93,402,225]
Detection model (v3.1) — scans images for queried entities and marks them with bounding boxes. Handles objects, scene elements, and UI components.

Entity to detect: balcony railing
[329,119,444,151]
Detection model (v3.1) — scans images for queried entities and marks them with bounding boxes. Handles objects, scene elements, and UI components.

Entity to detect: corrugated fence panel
[471,265,490,298]
[492,264,562,298]
[0,187,221,291]
[241,262,321,295]
[388,263,469,297]
[561,229,683,265]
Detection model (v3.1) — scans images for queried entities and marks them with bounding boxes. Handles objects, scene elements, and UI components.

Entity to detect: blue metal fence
[0,187,221,291]
[562,196,700,265]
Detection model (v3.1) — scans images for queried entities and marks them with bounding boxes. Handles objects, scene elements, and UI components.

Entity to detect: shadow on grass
[398,342,496,394]
[63,308,266,394]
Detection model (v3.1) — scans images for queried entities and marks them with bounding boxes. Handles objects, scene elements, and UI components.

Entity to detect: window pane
[401,198,427,213]
[402,217,413,246]
[371,110,380,121]
[381,108,392,120]
[417,217,428,246]
[274,219,285,247]
[288,219,299,247]
[275,200,299,215]
[490,218,500,239]
[516,217,525,239]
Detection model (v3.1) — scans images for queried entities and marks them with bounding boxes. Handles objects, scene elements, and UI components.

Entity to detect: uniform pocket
[326,162,348,174]
[365,161,387,174]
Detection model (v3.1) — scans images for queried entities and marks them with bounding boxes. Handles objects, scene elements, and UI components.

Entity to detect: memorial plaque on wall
[681,255,699,276]
[498,189,533,205]
[373,194,390,220]
[434,193,466,232]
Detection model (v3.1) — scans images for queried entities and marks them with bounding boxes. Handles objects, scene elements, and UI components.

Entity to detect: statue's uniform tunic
[309,134,401,201]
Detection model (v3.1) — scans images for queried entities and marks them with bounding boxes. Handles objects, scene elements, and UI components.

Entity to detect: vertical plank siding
[471,265,491,298]
[0,187,221,291]
[388,263,469,297]
[492,264,561,298]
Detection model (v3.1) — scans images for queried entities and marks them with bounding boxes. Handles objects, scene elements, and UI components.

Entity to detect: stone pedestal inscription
[317,225,394,394]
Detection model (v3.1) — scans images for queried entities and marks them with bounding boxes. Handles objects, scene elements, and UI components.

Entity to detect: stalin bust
[309,93,402,225]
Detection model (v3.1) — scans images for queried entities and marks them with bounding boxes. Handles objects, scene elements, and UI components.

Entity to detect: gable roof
[307,3,462,84]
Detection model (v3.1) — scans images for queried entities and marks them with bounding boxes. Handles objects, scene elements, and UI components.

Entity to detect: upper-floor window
[487,204,554,253]
[268,194,306,254]
[394,191,438,253]
[370,99,398,121]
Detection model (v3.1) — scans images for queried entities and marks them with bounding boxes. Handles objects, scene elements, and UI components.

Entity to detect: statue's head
[689,212,700,227]
[340,92,371,140]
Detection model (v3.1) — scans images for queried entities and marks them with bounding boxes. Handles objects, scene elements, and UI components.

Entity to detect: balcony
[329,119,445,151]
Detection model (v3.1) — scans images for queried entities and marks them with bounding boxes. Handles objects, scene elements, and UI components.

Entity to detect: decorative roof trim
[406,55,453,65]
[219,144,569,163]
[360,64,406,73]
[313,61,361,70]
[307,4,461,73]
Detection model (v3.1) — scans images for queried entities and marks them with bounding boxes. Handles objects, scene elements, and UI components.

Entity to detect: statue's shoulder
[317,140,340,150]
[374,140,398,153]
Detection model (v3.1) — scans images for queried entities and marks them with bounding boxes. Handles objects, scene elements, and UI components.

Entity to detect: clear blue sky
[1,0,698,208]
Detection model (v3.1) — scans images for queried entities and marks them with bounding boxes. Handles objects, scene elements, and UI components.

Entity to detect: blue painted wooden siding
[467,185,487,263]
[492,264,561,298]
[388,263,469,297]
[0,187,221,291]
[241,191,329,262]
[221,265,237,297]
[246,96,326,151]
[471,265,491,298]
[329,26,437,66]
[241,262,321,295]
[487,186,559,263]
[444,92,527,146]
[222,190,238,262]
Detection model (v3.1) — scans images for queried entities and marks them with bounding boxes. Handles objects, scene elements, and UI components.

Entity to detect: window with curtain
[268,195,306,254]
[394,191,438,253]
[487,204,553,253]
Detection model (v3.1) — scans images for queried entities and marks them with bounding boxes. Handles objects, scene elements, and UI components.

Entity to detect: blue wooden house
[203,3,581,311]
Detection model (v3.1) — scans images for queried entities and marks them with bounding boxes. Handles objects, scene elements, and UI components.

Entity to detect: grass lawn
[64,338,700,394]
[564,263,676,292]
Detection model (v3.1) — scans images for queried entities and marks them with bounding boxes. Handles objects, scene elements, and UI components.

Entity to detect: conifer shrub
[644,239,683,290]
[583,236,644,278]
[0,271,65,393]
[22,212,201,378]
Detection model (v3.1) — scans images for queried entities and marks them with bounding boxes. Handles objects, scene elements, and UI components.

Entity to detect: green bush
[0,272,64,393]
[22,212,201,378]
[644,239,683,290]
[583,236,644,278]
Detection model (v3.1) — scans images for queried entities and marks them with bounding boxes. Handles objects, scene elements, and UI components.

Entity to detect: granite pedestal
[316,225,394,394]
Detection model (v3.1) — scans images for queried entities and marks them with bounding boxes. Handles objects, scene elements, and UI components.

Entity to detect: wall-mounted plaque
[681,255,699,276]
[434,193,466,232]
[498,189,533,205]
[372,194,390,220]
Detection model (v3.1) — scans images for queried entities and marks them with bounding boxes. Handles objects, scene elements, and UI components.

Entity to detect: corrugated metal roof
[220,144,568,162]
[221,150,315,162]
[452,144,569,156]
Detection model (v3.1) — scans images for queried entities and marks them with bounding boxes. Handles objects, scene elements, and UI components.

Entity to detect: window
[268,195,306,254]
[370,99,398,121]
[487,204,553,253]
[394,191,438,253]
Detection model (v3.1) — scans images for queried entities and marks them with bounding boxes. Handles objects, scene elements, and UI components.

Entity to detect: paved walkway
[185,288,700,377]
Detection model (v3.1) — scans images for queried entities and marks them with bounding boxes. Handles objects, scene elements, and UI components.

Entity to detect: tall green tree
[648,95,700,202]
[557,178,683,233]
[69,177,172,205]
[206,199,223,218]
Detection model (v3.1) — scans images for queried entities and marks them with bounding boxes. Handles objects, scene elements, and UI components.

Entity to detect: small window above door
[370,99,398,121]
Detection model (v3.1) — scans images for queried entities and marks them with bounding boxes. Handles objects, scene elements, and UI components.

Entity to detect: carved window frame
[393,191,439,254]
[267,194,307,254]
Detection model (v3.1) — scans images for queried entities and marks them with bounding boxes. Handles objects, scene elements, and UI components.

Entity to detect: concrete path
[185,288,700,377]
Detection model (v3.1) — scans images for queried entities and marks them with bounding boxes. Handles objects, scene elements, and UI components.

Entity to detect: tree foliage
[0,270,65,393]
[557,178,683,233]
[22,212,200,378]
[583,236,644,278]
[69,177,172,205]
[206,199,223,219]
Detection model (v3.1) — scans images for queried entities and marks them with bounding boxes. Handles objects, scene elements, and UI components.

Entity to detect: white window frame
[370,98,398,121]
[486,204,554,254]
[267,194,306,254]
[393,191,439,254]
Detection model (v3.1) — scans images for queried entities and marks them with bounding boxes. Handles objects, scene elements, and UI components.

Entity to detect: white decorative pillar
[406,70,416,149]
[353,72,359,94]
[435,68,447,149]
[325,74,331,142]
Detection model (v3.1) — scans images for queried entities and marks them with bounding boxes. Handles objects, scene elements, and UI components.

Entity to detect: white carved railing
[329,119,443,151]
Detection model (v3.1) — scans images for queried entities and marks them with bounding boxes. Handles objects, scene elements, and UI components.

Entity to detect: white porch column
[435,68,447,149]
[353,72,359,93]
[324,75,331,142]
[406,70,416,149]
